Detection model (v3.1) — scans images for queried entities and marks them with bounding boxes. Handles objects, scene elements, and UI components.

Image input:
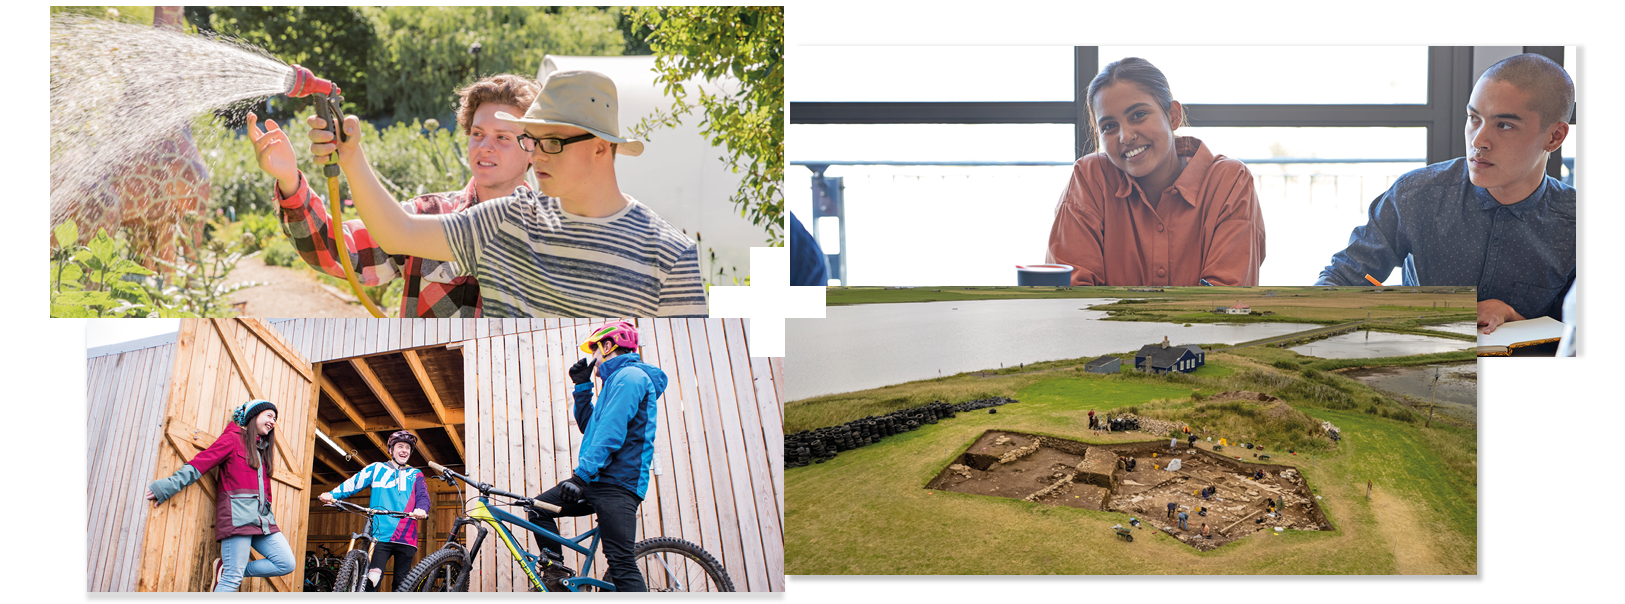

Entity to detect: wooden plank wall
[268,318,784,591]
[130,320,318,592]
[86,342,176,592]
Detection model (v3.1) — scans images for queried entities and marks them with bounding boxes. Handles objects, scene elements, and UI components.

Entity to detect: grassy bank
[784,361,1478,574]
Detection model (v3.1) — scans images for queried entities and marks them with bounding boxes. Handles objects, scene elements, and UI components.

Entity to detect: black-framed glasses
[517,132,597,154]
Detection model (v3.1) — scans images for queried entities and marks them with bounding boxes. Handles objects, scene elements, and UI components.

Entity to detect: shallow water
[1286,329,1471,359]
[1345,363,1477,407]
[786,298,1309,400]
[50,14,291,232]
[1425,322,1478,336]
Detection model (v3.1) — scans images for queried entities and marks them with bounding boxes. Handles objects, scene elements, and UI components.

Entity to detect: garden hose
[287,64,386,318]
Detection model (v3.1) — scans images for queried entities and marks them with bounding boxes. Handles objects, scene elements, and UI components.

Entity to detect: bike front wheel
[396,545,469,592]
[333,550,370,592]
[632,537,735,592]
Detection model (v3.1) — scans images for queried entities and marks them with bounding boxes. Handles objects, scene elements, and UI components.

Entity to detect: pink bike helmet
[579,321,639,354]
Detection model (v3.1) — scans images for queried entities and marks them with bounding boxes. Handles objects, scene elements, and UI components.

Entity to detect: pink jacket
[149,422,280,541]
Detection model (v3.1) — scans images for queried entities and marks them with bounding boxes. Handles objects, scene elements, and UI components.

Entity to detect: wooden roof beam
[350,357,439,466]
[324,410,464,437]
[317,370,390,458]
[401,350,464,459]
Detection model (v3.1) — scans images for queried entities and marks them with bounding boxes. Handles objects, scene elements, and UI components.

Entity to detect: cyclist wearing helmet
[528,321,666,592]
[318,430,431,591]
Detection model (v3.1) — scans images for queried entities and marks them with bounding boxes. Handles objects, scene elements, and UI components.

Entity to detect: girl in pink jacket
[146,400,295,591]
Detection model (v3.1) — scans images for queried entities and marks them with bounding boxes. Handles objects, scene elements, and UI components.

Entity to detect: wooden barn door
[136,319,319,592]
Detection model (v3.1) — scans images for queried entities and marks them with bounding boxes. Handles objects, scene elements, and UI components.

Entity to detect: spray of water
[50,14,294,232]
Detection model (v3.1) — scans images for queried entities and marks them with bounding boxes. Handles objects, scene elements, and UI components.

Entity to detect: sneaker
[209,558,223,592]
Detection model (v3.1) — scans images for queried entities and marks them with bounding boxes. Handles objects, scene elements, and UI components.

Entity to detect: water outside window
[789,124,1428,285]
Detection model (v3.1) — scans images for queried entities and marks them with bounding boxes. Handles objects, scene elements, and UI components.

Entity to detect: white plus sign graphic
[709,246,825,357]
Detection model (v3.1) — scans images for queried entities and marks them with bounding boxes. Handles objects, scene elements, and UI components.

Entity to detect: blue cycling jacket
[573,352,665,499]
[328,462,432,546]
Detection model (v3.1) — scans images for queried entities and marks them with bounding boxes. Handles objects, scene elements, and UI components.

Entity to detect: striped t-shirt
[440,187,708,317]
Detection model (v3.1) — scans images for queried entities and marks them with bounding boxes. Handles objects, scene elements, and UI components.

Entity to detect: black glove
[569,358,594,385]
[559,474,589,504]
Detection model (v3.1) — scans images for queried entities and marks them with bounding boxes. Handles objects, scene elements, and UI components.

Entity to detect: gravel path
[227,255,373,318]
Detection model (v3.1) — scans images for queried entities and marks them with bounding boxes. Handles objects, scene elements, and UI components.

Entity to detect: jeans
[217,531,295,592]
[529,482,647,592]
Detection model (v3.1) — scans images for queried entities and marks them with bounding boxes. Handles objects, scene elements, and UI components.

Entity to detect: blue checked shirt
[1317,158,1575,320]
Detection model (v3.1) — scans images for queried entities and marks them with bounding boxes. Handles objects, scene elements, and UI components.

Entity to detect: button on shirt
[1047,137,1266,286]
[1317,158,1575,320]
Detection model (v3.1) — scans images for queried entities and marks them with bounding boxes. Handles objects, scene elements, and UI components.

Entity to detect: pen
[1363,274,1383,287]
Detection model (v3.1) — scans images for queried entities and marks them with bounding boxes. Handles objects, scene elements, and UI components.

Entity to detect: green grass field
[785,362,1477,575]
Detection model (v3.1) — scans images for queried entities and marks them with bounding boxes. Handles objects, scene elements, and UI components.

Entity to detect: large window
[790,46,1575,286]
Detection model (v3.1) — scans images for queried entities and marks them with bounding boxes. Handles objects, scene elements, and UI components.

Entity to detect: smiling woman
[1047,57,1265,286]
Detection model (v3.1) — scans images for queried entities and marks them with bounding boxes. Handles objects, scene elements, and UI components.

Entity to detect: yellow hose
[328,175,387,318]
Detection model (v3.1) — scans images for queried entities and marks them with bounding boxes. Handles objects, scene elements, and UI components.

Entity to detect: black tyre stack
[785,397,1019,468]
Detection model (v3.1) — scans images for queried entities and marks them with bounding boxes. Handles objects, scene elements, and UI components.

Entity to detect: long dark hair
[1085,57,1188,146]
[239,412,278,471]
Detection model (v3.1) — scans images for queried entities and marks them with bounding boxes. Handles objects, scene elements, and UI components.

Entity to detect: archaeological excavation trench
[926,430,1332,551]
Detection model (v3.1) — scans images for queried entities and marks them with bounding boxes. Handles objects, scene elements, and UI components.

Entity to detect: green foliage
[625,6,784,245]
[156,215,264,317]
[1271,359,1300,370]
[194,6,377,123]
[50,6,156,25]
[50,221,199,318]
[363,119,472,199]
[194,115,472,217]
[262,238,299,268]
[361,6,625,121]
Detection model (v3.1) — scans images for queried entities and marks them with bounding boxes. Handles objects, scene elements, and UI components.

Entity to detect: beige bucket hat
[496,70,644,157]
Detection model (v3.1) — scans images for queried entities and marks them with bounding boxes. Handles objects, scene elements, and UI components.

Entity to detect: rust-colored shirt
[1046,136,1265,286]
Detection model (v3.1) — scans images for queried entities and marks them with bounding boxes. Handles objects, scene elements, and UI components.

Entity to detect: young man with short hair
[308,70,707,318]
[1317,53,1575,335]
[526,322,665,592]
[251,74,540,317]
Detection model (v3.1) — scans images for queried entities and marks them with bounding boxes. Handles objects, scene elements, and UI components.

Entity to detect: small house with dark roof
[1147,345,1205,374]
[1085,355,1120,374]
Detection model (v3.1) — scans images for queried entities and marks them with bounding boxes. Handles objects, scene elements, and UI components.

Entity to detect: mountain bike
[324,500,411,592]
[397,461,734,592]
[302,544,341,592]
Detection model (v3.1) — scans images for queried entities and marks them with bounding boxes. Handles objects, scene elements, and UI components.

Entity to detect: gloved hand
[559,474,589,504]
[569,358,594,385]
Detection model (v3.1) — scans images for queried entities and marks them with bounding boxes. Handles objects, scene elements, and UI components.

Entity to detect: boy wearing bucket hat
[309,69,706,318]
[525,321,667,592]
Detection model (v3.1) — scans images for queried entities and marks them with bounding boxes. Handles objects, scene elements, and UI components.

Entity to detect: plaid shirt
[275,172,484,318]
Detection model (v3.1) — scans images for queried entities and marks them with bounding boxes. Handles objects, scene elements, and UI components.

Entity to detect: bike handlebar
[427,460,562,514]
[326,499,410,518]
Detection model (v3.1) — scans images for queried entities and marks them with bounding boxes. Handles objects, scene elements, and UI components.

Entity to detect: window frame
[791,46,1569,172]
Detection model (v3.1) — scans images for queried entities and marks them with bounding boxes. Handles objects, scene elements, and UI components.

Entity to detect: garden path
[228,255,371,318]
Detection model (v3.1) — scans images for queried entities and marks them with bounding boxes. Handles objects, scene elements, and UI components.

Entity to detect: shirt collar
[1472,173,1549,220]
[453,178,482,211]
[1108,136,1210,209]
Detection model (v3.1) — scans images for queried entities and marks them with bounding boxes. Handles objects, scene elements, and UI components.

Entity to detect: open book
[1477,316,1564,356]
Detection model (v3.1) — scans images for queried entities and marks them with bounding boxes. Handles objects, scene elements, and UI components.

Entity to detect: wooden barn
[87,318,784,592]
